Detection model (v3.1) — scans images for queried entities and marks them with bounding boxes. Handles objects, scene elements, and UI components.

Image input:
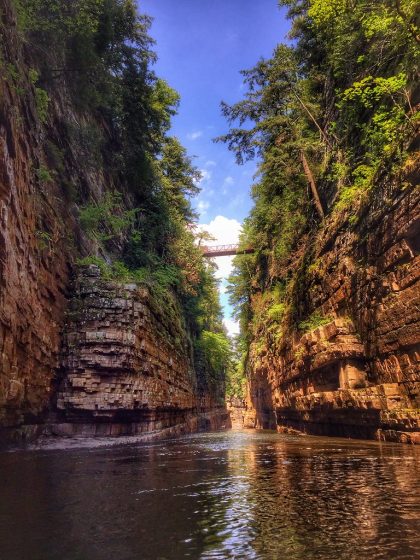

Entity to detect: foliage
[2,62,25,95]
[223,0,418,374]
[279,0,418,208]
[34,86,50,122]
[12,0,103,35]
[76,256,130,279]
[267,303,286,322]
[159,137,200,221]
[76,255,112,277]
[35,164,53,184]
[29,68,50,122]
[79,192,137,242]
[225,336,247,400]
[219,44,319,345]
[197,331,231,375]
[226,224,257,340]
[12,0,205,290]
[298,311,333,333]
[35,230,52,250]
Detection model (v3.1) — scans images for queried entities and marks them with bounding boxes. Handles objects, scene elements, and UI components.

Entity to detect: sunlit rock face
[56,265,229,437]
[246,177,420,443]
[0,2,73,434]
[227,397,246,429]
[0,0,229,442]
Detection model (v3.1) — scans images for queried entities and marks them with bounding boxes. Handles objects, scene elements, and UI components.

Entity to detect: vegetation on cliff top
[5,0,231,383]
[221,0,419,376]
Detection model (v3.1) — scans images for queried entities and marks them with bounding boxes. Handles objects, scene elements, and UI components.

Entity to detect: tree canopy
[222,0,419,363]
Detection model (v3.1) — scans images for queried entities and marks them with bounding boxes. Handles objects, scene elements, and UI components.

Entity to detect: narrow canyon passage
[0,0,419,556]
[0,431,418,560]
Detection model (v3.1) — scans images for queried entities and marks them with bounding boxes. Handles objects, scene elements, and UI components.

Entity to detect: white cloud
[224,176,234,186]
[187,130,203,140]
[205,160,216,167]
[213,256,235,280]
[224,318,240,336]
[199,215,242,245]
[197,200,210,214]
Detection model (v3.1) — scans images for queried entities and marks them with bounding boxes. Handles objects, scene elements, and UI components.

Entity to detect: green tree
[159,137,201,221]
[222,0,418,374]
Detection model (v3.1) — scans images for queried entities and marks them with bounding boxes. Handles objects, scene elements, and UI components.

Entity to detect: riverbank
[0,408,231,448]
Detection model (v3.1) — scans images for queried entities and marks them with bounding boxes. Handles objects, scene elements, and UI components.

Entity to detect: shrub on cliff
[222,0,419,362]
[6,0,230,389]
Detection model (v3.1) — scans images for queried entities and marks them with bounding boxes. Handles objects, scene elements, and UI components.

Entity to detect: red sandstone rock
[245,179,420,443]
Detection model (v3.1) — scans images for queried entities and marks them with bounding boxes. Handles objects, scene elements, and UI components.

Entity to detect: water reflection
[0,431,418,559]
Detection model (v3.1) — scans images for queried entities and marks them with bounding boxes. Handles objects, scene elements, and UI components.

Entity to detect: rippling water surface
[0,430,419,560]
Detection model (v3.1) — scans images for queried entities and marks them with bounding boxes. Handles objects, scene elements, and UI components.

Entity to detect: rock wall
[0,0,228,443]
[245,175,420,443]
[227,397,246,430]
[0,2,73,431]
[54,265,228,437]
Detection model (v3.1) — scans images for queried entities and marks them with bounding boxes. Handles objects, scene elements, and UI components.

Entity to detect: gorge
[0,0,419,448]
[0,1,419,558]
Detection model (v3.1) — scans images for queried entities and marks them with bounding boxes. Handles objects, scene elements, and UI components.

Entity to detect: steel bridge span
[201,244,254,257]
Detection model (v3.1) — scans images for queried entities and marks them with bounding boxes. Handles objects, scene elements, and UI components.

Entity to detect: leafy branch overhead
[222,0,419,367]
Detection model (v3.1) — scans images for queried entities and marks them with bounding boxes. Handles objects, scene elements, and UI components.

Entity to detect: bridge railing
[200,244,254,257]
[201,244,239,253]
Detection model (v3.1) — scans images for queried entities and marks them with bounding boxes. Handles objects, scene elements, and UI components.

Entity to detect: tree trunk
[301,151,325,219]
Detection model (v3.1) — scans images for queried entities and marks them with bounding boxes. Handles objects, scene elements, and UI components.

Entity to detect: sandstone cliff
[244,171,420,443]
[0,1,73,434]
[219,0,419,444]
[55,265,227,437]
[0,0,228,442]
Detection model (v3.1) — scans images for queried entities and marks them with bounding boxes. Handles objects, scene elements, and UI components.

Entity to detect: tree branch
[301,150,325,219]
[291,88,335,147]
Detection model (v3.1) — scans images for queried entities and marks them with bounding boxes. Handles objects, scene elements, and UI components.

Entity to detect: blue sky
[139,0,289,334]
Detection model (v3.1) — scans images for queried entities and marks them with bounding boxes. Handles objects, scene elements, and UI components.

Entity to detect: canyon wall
[245,174,420,443]
[55,264,228,437]
[0,0,228,443]
[0,2,73,434]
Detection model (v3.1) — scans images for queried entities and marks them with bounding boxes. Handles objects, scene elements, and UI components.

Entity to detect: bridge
[201,244,254,257]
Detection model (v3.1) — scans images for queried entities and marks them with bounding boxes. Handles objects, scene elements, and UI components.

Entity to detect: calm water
[0,431,419,560]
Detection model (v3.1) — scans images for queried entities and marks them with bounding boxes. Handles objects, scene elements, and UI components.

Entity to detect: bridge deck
[201,244,254,257]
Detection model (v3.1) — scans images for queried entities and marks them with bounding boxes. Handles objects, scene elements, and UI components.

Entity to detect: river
[0,430,418,560]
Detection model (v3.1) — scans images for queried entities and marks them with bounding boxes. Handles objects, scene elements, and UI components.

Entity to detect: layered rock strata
[0,0,228,443]
[0,3,72,432]
[227,397,246,429]
[245,177,420,443]
[54,265,228,437]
